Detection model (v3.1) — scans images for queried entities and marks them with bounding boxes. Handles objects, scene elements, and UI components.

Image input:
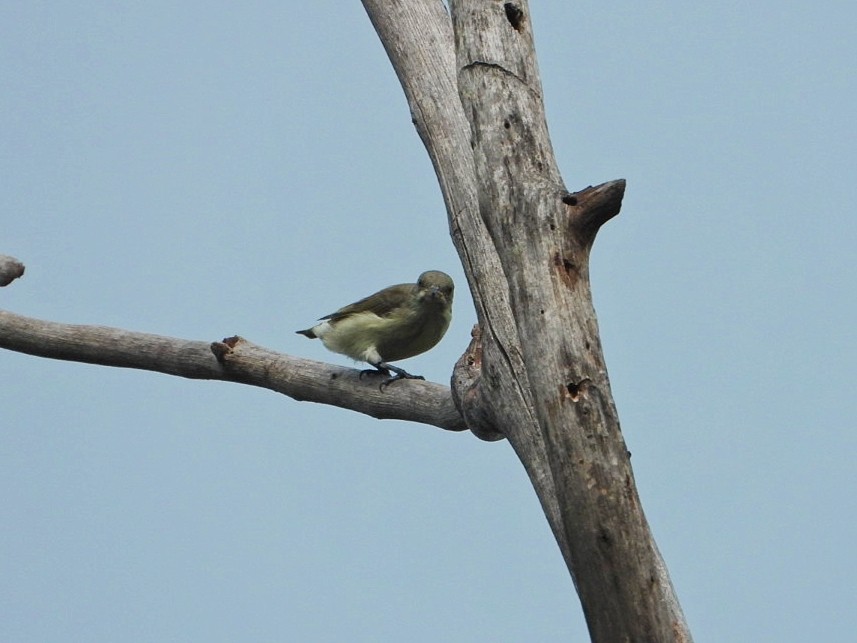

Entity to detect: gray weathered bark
[363,1,691,640]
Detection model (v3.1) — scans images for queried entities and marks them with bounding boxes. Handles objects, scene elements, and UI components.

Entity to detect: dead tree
[360,2,691,640]
[0,2,691,641]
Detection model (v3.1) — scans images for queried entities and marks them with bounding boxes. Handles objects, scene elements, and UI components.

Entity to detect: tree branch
[564,179,627,247]
[0,255,25,287]
[0,309,467,432]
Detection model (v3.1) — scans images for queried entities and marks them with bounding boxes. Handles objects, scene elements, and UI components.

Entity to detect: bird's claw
[379,372,425,391]
[362,362,424,391]
[359,367,388,380]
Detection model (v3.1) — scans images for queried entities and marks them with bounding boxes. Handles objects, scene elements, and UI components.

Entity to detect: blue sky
[2,2,855,641]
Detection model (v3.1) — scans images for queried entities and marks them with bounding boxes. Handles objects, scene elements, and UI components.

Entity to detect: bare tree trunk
[362,1,691,640]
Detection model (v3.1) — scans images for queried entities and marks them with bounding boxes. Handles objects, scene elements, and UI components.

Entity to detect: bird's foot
[362,362,424,391]
[359,365,389,380]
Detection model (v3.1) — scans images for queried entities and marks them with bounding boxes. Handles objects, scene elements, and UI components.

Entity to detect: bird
[297,270,454,386]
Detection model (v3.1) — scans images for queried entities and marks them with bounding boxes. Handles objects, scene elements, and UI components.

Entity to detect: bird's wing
[321,283,414,322]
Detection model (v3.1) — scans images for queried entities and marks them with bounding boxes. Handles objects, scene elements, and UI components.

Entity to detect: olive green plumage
[297,270,454,383]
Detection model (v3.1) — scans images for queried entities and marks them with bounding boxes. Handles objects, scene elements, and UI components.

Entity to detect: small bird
[297,270,454,385]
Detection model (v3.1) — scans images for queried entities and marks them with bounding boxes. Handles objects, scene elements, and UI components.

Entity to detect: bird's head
[416,270,454,308]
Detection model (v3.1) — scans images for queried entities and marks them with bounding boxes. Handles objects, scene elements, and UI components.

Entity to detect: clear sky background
[2,2,855,641]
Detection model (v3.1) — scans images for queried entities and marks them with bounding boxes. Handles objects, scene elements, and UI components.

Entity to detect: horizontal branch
[0,309,468,433]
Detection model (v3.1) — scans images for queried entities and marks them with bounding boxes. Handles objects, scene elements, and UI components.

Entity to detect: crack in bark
[459,60,541,99]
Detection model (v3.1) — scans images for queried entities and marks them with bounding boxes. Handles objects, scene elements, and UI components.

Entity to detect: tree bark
[363,1,691,640]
